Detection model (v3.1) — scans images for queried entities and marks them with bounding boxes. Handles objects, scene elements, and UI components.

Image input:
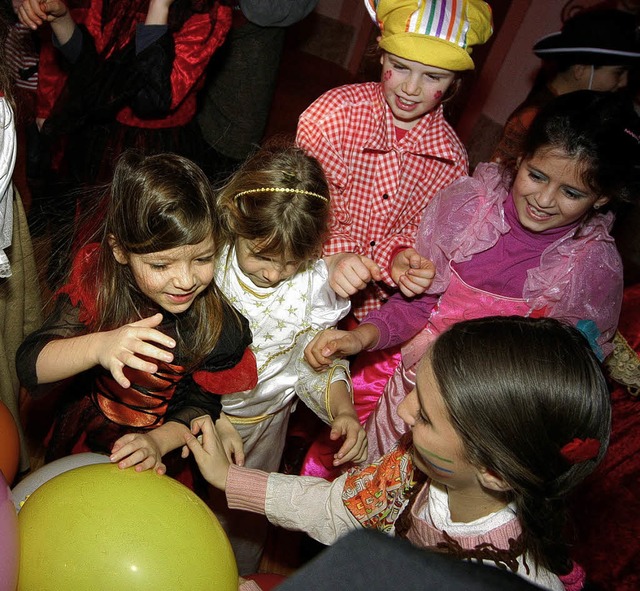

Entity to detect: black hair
[520,90,640,210]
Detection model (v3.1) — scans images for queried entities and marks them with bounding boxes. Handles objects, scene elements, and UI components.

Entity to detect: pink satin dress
[365,266,540,463]
[299,314,401,479]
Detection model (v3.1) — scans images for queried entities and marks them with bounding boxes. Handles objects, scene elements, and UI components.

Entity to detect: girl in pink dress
[306,90,639,463]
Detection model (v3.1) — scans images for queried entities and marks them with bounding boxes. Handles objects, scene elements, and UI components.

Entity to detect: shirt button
[382,193,389,200]
[370,241,375,247]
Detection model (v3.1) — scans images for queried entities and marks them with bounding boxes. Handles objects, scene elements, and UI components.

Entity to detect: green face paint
[413,443,455,475]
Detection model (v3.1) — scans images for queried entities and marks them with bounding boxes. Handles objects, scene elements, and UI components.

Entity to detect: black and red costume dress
[17,243,257,490]
[34,0,232,274]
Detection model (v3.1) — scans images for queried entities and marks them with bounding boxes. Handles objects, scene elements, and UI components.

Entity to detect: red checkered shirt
[296,82,468,319]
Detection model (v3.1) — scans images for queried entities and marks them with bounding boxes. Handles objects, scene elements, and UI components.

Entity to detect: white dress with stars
[215,244,352,472]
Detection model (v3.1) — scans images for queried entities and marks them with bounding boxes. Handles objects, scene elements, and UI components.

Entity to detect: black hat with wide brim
[533,9,640,66]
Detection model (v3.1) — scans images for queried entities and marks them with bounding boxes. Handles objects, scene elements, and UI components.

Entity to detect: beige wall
[458,0,605,165]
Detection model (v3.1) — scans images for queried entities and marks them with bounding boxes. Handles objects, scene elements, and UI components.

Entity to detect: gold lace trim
[604,330,640,396]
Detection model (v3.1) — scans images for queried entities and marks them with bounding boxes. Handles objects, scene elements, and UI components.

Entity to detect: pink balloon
[0,471,18,591]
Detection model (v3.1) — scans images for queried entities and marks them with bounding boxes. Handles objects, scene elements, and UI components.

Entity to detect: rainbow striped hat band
[365,0,493,71]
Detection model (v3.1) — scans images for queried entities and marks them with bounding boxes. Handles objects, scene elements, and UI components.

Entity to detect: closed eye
[195,256,214,263]
[527,170,547,183]
[561,187,587,199]
[417,410,431,425]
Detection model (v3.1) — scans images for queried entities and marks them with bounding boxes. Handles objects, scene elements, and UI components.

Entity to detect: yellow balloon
[18,463,237,590]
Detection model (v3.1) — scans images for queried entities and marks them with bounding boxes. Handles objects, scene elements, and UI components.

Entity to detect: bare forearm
[145,0,171,25]
[352,323,380,351]
[51,11,76,45]
[329,381,357,421]
[35,334,100,383]
[148,421,190,456]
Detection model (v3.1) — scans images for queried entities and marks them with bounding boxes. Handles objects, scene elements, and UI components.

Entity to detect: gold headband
[234,187,328,202]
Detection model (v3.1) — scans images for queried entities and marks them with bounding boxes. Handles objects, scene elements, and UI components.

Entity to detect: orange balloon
[0,400,20,486]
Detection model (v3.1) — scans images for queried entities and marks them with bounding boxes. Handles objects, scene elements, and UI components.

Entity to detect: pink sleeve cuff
[225,464,270,514]
[559,562,585,591]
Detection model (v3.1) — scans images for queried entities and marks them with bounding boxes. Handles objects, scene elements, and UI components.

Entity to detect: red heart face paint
[379,53,456,130]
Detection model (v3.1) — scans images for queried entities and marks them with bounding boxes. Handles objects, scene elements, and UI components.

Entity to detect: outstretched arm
[305,323,380,370]
[185,416,362,546]
[328,381,367,466]
[35,313,176,388]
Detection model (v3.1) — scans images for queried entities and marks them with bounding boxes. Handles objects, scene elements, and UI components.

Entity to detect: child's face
[112,237,216,314]
[380,52,456,130]
[579,64,629,92]
[398,359,480,492]
[235,238,302,289]
[512,147,609,232]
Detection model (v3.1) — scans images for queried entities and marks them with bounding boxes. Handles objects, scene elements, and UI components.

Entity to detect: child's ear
[477,467,512,493]
[108,234,128,265]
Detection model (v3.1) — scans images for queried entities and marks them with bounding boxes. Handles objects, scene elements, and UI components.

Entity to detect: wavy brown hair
[216,143,330,264]
[95,150,234,366]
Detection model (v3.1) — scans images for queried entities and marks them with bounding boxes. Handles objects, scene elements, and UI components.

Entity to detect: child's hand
[391,248,436,297]
[212,413,245,467]
[110,432,166,474]
[305,329,363,369]
[330,413,368,466]
[94,313,176,389]
[305,324,379,370]
[183,415,230,490]
[17,0,68,28]
[325,253,382,297]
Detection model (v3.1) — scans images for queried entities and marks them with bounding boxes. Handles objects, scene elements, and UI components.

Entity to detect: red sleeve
[169,4,231,110]
[192,348,258,394]
[35,7,90,119]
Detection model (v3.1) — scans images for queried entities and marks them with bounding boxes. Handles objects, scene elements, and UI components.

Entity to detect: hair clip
[560,437,600,464]
[234,187,328,202]
[624,128,640,143]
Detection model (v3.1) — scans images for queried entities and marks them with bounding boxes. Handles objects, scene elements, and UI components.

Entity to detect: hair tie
[624,128,640,143]
[560,438,600,464]
[234,187,328,202]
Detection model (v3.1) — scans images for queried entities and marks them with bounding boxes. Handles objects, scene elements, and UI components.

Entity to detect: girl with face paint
[186,316,611,591]
[295,0,493,479]
[305,91,638,466]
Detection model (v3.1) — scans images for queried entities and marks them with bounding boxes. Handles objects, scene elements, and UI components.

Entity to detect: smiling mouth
[166,291,196,302]
[527,203,553,220]
[396,96,419,111]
